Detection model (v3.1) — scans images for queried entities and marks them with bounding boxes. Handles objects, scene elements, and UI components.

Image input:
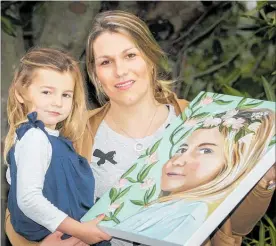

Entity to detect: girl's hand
[40,231,89,246]
[78,214,112,244]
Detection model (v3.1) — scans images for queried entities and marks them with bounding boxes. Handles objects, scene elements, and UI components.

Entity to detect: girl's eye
[199,148,213,154]
[42,91,51,95]
[63,93,72,98]
[127,53,136,59]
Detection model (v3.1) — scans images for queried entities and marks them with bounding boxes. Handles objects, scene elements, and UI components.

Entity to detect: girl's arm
[14,128,111,244]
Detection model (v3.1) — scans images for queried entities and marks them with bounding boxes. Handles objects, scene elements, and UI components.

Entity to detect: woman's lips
[167,172,185,177]
[115,80,135,90]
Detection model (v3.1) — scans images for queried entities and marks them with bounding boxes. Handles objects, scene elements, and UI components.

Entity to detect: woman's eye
[199,148,213,154]
[42,91,51,95]
[100,60,110,66]
[127,53,136,59]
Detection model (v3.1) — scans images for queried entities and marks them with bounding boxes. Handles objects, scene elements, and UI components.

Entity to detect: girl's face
[16,68,75,129]
[161,127,225,193]
[93,32,153,106]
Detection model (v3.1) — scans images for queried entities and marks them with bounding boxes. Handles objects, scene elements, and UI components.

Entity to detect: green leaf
[214,100,233,105]
[109,188,118,203]
[272,71,276,75]
[139,164,155,182]
[115,186,131,200]
[149,139,162,155]
[259,221,265,246]
[144,190,150,205]
[181,111,187,122]
[125,177,137,183]
[192,112,210,119]
[1,16,17,37]
[222,85,247,97]
[121,163,137,178]
[130,200,145,206]
[239,101,263,110]
[264,214,276,231]
[262,76,276,101]
[114,202,124,217]
[138,154,147,159]
[269,227,276,246]
[257,1,268,10]
[237,97,247,108]
[146,184,156,202]
[234,130,244,143]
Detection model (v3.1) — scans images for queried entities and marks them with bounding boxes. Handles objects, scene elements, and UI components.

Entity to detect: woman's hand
[258,164,276,190]
[40,231,89,246]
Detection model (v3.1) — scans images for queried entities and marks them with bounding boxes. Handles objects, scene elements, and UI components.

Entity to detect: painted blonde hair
[158,108,275,204]
[4,47,87,163]
[86,10,173,105]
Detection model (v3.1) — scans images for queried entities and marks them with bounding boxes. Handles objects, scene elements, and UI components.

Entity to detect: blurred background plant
[1,1,275,246]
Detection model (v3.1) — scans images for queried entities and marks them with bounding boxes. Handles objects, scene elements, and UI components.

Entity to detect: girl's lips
[47,111,61,116]
[115,80,135,90]
[167,172,185,177]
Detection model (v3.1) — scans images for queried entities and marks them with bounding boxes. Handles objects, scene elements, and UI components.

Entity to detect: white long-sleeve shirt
[6,127,67,232]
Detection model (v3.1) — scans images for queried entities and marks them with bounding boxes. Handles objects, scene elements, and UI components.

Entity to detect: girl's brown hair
[4,47,87,163]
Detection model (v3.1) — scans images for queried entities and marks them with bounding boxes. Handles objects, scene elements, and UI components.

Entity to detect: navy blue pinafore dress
[7,112,96,241]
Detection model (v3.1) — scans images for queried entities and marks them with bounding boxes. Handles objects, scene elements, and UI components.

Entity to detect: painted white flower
[146,152,159,165]
[114,178,128,189]
[203,117,222,127]
[200,96,213,105]
[184,118,199,127]
[108,203,121,213]
[238,133,254,144]
[251,111,268,120]
[140,178,155,190]
[248,122,261,132]
[223,117,245,130]
[222,109,239,120]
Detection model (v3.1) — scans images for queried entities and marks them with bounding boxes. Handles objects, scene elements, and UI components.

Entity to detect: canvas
[81,91,276,246]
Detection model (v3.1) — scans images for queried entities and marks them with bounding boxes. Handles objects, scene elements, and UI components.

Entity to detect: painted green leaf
[214,100,233,105]
[125,177,137,183]
[149,139,162,155]
[269,140,276,147]
[181,111,187,122]
[192,92,207,107]
[116,186,131,200]
[237,97,247,108]
[262,76,276,101]
[109,188,117,203]
[239,101,263,110]
[138,154,147,159]
[121,163,137,178]
[144,190,150,205]
[192,112,210,119]
[114,202,124,217]
[112,217,120,224]
[146,184,156,202]
[259,221,265,246]
[130,200,145,206]
[102,215,112,221]
[139,164,155,182]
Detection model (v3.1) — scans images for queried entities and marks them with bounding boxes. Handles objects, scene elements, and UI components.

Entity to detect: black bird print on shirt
[93,149,117,166]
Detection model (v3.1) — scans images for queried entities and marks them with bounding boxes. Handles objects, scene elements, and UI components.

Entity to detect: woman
[114,108,275,245]
[5,10,275,246]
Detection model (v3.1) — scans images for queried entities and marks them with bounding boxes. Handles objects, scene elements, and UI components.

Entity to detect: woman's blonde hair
[86,10,173,105]
[4,47,87,163]
[158,108,275,204]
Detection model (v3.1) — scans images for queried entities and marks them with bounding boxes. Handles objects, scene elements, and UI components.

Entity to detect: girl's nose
[52,96,62,107]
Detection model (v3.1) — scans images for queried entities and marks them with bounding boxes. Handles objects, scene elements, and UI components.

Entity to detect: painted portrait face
[93,32,153,106]
[161,127,226,193]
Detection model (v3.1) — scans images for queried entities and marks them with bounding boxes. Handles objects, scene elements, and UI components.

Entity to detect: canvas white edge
[98,146,275,246]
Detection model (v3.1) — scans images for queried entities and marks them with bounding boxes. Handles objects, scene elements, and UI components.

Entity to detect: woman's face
[161,127,225,193]
[93,31,153,106]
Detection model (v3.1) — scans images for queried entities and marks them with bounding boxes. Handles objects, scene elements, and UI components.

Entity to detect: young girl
[4,47,111,245]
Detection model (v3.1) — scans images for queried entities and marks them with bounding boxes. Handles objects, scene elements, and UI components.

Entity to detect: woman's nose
[171,154,187,166]
[115,60,128,78]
